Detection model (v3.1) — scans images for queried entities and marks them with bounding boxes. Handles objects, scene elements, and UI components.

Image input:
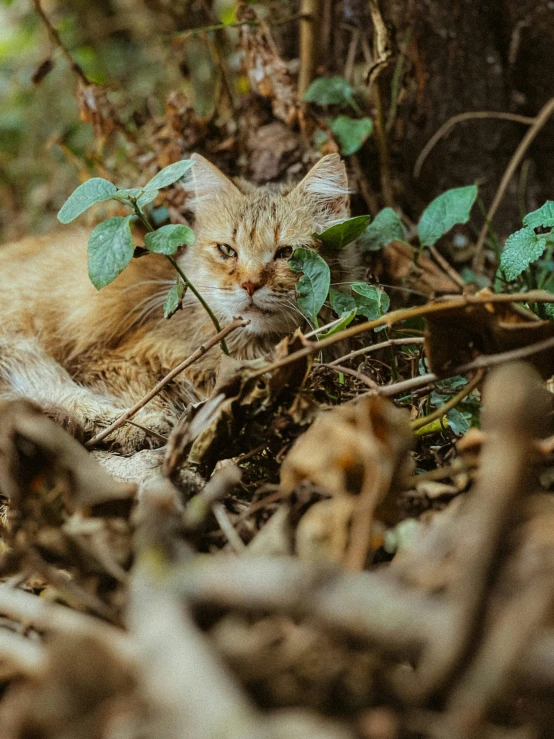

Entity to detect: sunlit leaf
[315,215,371,250]
[144,224,195,255]
[144,160,195,190]
[88,216,134,289]
[290,248,331,322]
[418,185,478,247]
[329,115,373,156]
[500,227,547,281]
[58,178,116,223]
[358,207,405,251]
[523,201,554,231]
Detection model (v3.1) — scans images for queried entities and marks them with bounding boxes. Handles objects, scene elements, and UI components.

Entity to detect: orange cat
[0,153,359,451]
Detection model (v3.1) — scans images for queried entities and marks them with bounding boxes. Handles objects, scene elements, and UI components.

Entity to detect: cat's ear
[292,154,350,219]
[185,153,242,210]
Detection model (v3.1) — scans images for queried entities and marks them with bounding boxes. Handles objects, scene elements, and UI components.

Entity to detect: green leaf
[544,303,554,320]
[523,201,554,231]
[328,115,373,156]
[58,178,117,223]
[304,76,357,108]
[358,207,405,251]
[144,224,195,255]
[319,309,357,338]
[446,407,472,436]
[144,160,195,190]
[88,216,134,289]
[500,227,547,281]
[164,282,186,319]
[351,283,390,320]
[417,185,478,247]
[315,215,371,250]
[137,190,159,207]
[289,248,331,322]
[329,286,357,315]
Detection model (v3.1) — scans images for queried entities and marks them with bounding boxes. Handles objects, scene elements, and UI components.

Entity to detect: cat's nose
[241,280,262,297]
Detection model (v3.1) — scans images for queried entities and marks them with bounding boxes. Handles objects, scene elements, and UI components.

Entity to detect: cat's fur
[0,153,359,451]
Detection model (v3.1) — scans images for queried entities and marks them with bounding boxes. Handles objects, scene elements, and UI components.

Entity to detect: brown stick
[413,111,536,179]
[472,97,554,272]
[32,0,90,85]
[375,333,554,399]
[85,319,248,449]
[247,291,554,381]
[298,0,319,98]
[330,337,425,366]
[428,245,465,291]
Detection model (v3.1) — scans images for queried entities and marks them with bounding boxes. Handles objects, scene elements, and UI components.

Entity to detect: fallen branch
[85,318,249,449]
[414,111,536,179]
[248,291,554,381]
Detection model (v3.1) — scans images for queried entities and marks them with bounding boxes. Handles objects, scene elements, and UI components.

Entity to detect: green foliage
[328,116,373,156]
[500,228,548,281]
[88,216,134,289]
[143,160,195,190]
[57,161,196,291]
[144,225,195,255]
[417,185,478,247]
[304,76,358,109]
[329,287,356,315]
[351,283,390,320]
[289,248,331,324]
[499,202,554,282]
[358,208,405,252]
[522,201,554,230]
[315,216,371,251]
[430,376,480,435]
[57,178,117,223]
[163,282,186,319]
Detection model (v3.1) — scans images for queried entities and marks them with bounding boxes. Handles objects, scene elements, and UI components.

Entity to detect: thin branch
[173,12,311,40]
[85,318,248,449]
[329,337,425,366]
[376,333,554,399]
[32,0,90,85]
[473,97,554,272]
[428,245,465,290]
[298,0,319,98]
[414,111,536,179]
[318,362,380,389]
[247,291,554,381]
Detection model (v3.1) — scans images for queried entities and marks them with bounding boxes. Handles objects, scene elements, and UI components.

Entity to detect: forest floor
[2,2,554,739]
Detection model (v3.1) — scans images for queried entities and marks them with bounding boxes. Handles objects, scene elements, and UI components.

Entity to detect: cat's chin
[236,306,299,337]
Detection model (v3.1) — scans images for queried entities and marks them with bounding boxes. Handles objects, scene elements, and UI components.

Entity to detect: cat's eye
[275,246,293,261]
[217,244,237,259]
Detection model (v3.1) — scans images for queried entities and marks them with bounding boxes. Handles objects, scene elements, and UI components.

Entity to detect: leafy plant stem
[132,201,230,355]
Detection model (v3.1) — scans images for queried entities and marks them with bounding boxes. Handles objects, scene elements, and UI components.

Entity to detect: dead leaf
[424,289,554,377]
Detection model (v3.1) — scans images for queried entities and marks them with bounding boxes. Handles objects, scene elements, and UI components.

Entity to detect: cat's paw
[99,407,177,454]
[40,402,87,443]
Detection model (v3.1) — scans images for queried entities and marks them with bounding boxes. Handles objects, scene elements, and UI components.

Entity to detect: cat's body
[0,154,359,450]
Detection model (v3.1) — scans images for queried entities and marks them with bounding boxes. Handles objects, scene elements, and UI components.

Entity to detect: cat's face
[179,154,350,336]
